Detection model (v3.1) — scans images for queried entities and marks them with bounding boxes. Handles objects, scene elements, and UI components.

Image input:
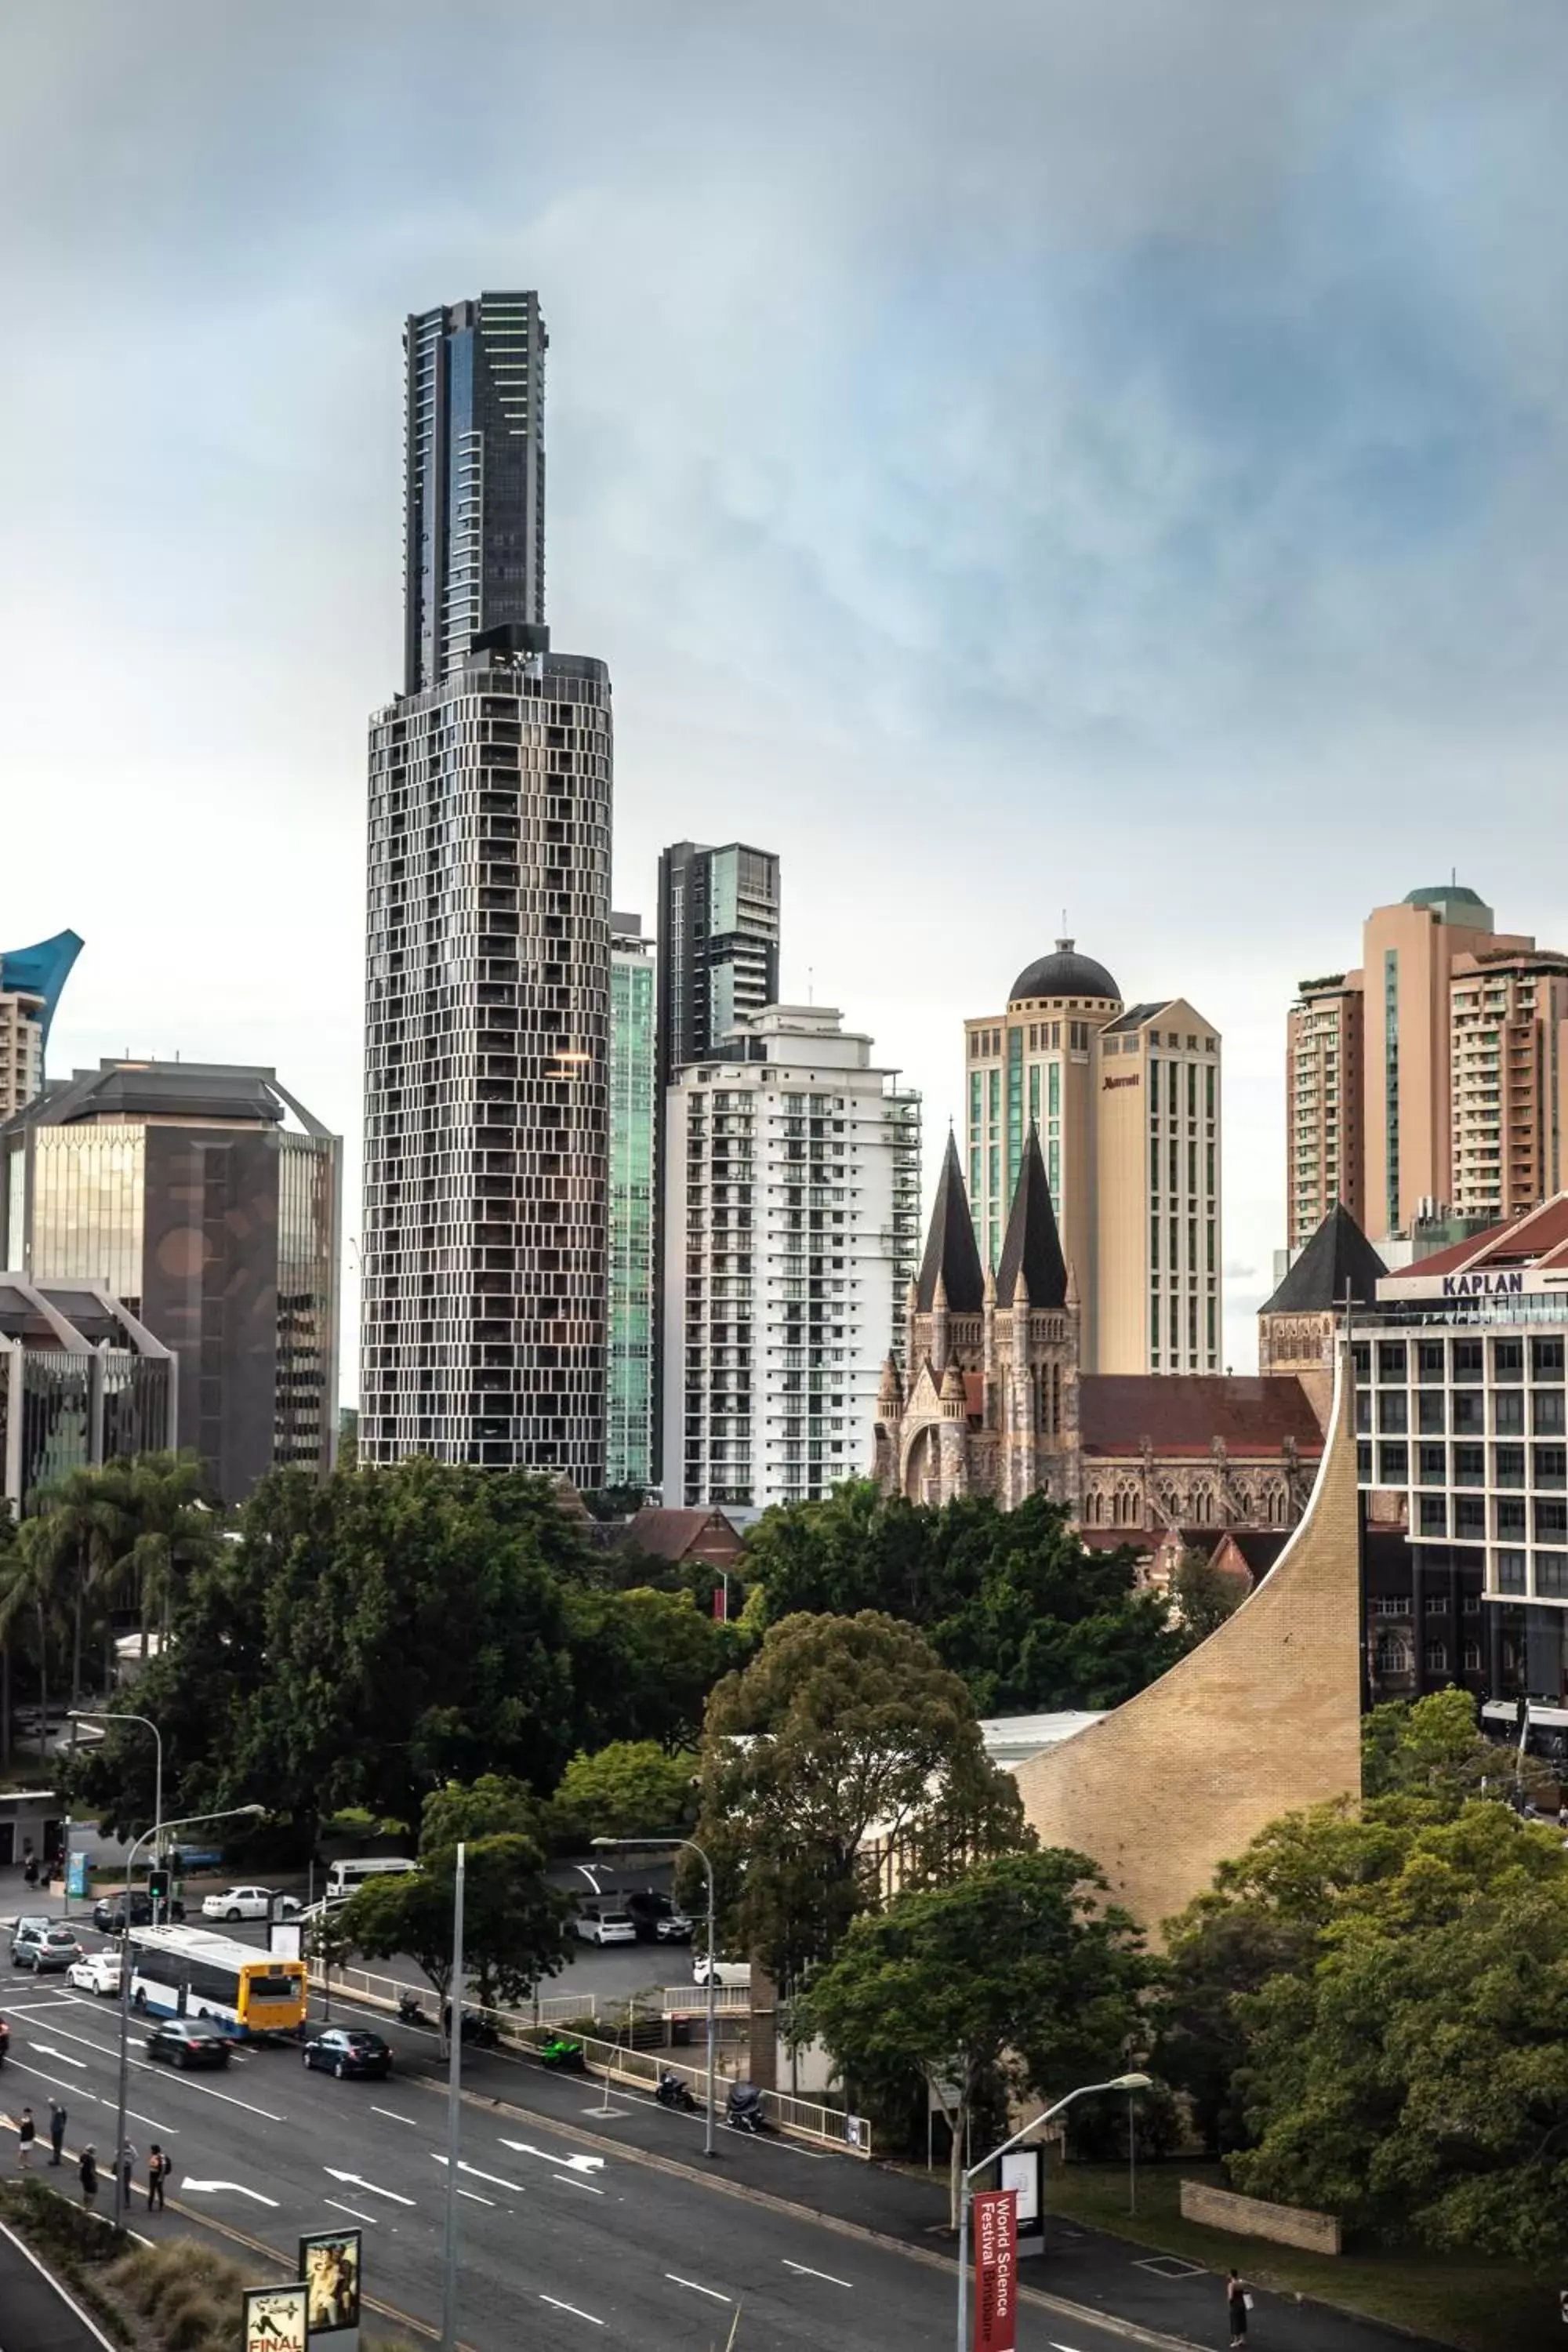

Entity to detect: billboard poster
[1000,2144,1044,2248]
[299,2229,362,2350]
[67,1851,89,1898]
[243,2286,309,2351]
[971,2187,1018,2352]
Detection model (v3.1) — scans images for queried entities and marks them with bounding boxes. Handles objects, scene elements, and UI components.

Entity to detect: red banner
[972,2188,1018,2352]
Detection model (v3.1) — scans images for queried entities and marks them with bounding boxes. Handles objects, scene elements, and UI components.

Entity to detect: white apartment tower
[662,1006,920,1512]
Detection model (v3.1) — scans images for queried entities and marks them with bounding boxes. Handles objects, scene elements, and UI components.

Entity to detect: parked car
[574,1908,637,1947]
[302,2027,392,2081]
[10,1922,82,1973]
[145,2017,231,2070]
[67,1951,122,1997]
[92,1890,186,1934]
[691,1954,751,1989]
[626,1889,694,1944]
[201,1886,299,1923]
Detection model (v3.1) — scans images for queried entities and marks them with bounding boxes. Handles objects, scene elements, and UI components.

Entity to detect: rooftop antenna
[808,965,814,1005]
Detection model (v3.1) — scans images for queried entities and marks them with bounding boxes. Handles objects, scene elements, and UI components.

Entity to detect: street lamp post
[68,1709,164,1918]
[111,1803,264,2231]
[593,1835,719,2158]
[953,2073,1151,2352]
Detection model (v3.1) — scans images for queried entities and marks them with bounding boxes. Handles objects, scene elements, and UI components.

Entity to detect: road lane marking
[143,2072,285,2122]
[0,2068,179,2132]
[324,2166,416,2207]
[552,2172,604,2194]
[666,2274,731,2303]
[540,2294,603,2326]
[371,2106,419,2127]
[431,2154,528,2195]
[29,2044,86,2067]
[183,2180,281,2207]
[325,2199,380,2226]
[457,2188,494,2205]
[782,2259,852,2287]
[499,2138,604,2176]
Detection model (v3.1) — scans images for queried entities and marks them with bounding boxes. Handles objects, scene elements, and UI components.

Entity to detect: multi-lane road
[0,1927,1170,2352]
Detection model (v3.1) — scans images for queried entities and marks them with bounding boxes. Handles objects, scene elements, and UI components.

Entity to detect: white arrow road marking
[782,2259,852,2287]
[324,2199,379,2227]
[28,2045,86,2068]
[666,2274,731,2303]
[540,2295,603,2327]
[498,2138,604,2175]
[324,2167,416,2207]
[431,2154,528,2195]
[182,2180,281,2207]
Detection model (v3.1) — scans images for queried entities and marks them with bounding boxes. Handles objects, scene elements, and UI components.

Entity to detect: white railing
[310,1959,599,2029]
[659,1982,752,2015]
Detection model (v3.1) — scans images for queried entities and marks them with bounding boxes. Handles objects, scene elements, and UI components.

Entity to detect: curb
[406,2069,1204,2352]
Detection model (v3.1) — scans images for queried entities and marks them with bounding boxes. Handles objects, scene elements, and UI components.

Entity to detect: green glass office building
[608,914,655,1490]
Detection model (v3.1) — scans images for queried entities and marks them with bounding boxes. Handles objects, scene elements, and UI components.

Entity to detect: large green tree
[693,1610,1028,1989]
[546,1741,695,1849]
[742,1483,1181,1712]
[798,1849,1149,2225]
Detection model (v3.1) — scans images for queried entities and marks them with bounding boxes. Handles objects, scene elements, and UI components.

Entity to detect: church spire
[996,1123,1067,1311]
[915,1130,985,1313]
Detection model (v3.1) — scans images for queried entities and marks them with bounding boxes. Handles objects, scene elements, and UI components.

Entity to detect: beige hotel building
[964,942,1221,1374]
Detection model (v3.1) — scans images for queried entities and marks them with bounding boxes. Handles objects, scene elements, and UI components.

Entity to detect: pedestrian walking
[16,2106,34,2170]
[118,2140,137,2209]
[1228,2266,1251,2346]
[48,2098,67,2165]
[147,2144,170,2212]
[79,2145,98,2208]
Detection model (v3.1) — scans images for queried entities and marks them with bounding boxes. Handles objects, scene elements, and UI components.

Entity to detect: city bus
[125,1924,309,2041]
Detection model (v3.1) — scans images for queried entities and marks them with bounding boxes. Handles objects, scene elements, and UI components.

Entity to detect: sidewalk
[438,2036,1446,2352]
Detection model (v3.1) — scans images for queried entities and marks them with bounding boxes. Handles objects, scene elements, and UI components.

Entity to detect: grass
[1048,2161,1566,2352]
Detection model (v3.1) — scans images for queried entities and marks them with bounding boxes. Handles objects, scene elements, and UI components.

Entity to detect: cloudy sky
[5,0,1568,1392]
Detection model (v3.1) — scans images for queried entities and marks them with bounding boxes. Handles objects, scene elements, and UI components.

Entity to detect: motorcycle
[539,2035,586,2073]
[725,2082,767,2136]
[656,2070,696,2114]
[397,1991,428,2028]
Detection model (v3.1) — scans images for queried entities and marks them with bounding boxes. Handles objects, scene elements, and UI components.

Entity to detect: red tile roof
[624,1506,743,1563]
[1080,1375,1324,1458]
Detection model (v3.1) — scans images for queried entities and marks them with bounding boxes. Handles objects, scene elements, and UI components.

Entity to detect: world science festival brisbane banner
[972,2187,1018,2352]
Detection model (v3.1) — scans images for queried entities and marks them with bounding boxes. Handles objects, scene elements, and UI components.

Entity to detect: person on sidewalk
[16,2106,34,2170]
[79,2145,98,2208]
[147,2144,170,2212]
[1228,2267,1251,2345]
[48,2098,67,2165]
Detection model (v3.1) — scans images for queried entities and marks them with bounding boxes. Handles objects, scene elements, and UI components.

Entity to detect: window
[1495,1391,1525,1436]
[1494,1338,1524,1383]
[1419,1495,1448,1537]
[1535,1390,1567,1436]
[1377,1341,1407,1381]
[1425,1642,1448,1674]
[1536,1498,1568,1542]
[1534,1446,1567,1490]
[1417,1392,1446,1436]
[1371,1594,1410,1617]
[1357,1441,1373,1479]
[1417,1341,1445,1385]
[1149,1059,1158,1115]
[1454,1443,1485,1486]
[1452,1391,1485,1435]
[1494,1497,1526,1539]
[1418,1443,1446,1486]
[1537,1553,1568,1599]
[1497,1550,1527,1595]
[1378,1443,1408,1483]
[1531,1337,1565,1378]
[1425,1591,1448,1617]
[1464,1642,1482,1673]
[1452,1339,1483,1378]
[1377,1392,1408,1435]
[1454,1495,1486,1540]
[1494,1443,1526,1486]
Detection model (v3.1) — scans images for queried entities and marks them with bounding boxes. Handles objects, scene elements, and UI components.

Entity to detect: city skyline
[9,2,1568,1394]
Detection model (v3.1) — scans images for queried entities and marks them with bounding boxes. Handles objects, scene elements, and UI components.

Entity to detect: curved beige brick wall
[1014,1348,1362,1940]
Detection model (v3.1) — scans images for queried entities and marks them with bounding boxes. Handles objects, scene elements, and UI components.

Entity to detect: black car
[93,1890,187,1933]
[625,1889,694,1944]
[146,2017,232,2070]
[303,2027,392,2081]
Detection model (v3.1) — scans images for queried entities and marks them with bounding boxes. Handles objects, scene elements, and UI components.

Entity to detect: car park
[200,1886,299,1923]
[67,1951,122,1996]
[10,1922,82,1973]
[145,2016,231,2070]
[92,1891,186,1933]
[626,1889,693,1943]
[691,1954,751,1988]
[302,2027,392,2080]
[574,1907,637,1947]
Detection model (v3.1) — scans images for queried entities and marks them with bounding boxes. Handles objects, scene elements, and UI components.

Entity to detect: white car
[691,1955,751,1989]
[575,1909,637,1947]
[201,1886,300,1923]
[67,1951,122,1997]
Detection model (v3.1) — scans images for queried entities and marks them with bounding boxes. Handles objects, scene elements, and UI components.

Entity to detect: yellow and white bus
[126,1924,308,2041]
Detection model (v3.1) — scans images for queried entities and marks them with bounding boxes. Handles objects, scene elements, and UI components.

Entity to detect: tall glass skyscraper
[404,292,547,695]
[608,914,655,1491]
[361,292,613,1483]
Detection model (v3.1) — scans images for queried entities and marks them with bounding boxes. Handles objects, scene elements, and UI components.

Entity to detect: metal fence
[310,1959,599,2030]
[658,1982,752,2016]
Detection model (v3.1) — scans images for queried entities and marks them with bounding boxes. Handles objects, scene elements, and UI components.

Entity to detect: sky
[4,0,1568,1396]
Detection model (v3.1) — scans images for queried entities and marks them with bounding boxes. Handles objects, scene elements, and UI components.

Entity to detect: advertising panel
[999,2144,1044,2251]
[299,2228,362,2350]
[971,2187,1018,2352]
[243,2285,309,2351]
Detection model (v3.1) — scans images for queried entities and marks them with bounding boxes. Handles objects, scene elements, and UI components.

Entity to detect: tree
[693,1611,1028,1989]
[1360,1687,1535,1805]
[24,1461,133,1703]
[797,1850,1149,2225]
[0,1517,69,1762]
[546,1742,695,1848]
[1170,1547,1247,1643]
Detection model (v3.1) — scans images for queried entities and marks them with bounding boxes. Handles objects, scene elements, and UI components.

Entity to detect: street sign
[971,2188,1018,2352]
[244,2286,308,2351]
[299,2227,362,2350]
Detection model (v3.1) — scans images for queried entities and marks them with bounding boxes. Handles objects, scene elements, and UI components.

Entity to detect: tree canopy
[740,1482,1183,1712]
[693,1610,1028,1988]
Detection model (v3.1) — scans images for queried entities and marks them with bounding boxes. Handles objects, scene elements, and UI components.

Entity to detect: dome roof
[1008,939,1120,1005]
[1403,883,1486,910]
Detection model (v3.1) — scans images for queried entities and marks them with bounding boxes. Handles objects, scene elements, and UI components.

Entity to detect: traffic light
[148,1865,171,1906]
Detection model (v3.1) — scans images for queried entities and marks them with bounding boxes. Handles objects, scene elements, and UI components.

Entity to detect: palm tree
[0,1518,70,1763]
[26,1462,134,1704]
[112,1453,221,1654]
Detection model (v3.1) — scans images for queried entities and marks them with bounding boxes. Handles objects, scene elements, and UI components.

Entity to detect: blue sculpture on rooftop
[0,931,84,1046]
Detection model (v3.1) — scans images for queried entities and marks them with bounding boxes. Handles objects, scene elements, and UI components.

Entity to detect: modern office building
[662,1004,920,1512]
[0,931,83,1122]
[964,944,1221,1373]
[608,913,655,1492]
[0,1276,173,1515]
[655,844,782,1084]
[1284,885,1568,1249]
[0,1062,339,1504]
[403,291,547,695]
[363,290,614,1484]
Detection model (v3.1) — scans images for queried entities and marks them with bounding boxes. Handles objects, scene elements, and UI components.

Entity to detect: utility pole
[440,1841,466,2352]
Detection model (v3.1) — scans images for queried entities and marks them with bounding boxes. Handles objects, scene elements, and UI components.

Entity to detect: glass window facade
[608,937,655,1490]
